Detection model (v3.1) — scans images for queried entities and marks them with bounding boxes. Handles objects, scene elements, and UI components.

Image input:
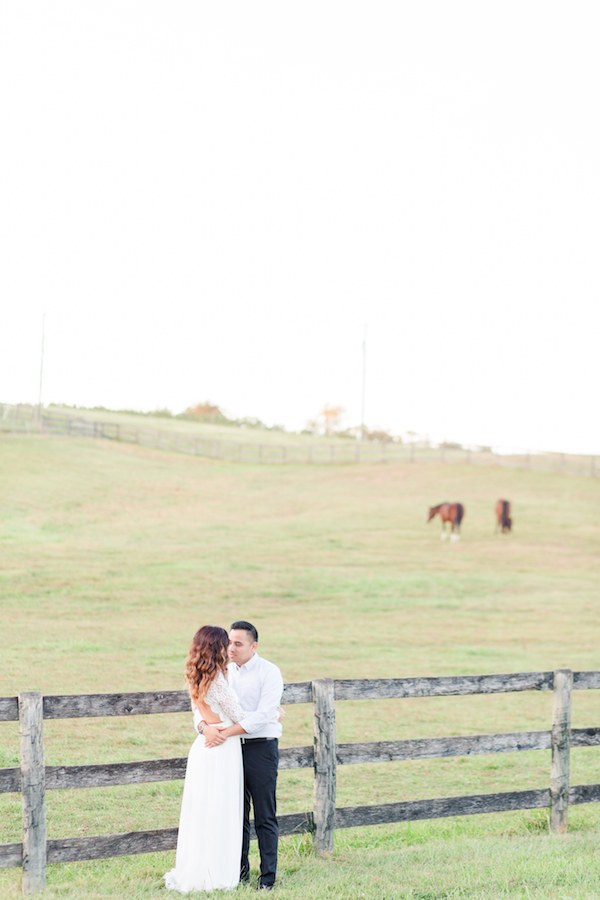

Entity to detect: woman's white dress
[164,672,247,893]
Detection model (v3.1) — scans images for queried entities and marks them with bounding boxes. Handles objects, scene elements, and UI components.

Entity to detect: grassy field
[1,433,599,897]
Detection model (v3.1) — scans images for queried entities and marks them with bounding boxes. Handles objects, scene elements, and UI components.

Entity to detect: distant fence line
[1,404,597,475]
[2,669,600,892]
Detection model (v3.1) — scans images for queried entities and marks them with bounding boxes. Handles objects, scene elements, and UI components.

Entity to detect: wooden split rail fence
[2,669,600,892]
[1,406,598,474]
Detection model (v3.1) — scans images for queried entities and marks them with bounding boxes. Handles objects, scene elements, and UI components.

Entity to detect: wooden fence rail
[1,405,597,475]
[2,670,600,892]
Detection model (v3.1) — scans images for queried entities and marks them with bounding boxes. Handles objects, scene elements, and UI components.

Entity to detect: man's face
[229,629,257,666]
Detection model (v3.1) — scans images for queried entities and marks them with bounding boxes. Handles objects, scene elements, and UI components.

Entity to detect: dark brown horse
[495,499,512,533]
[427,502,464,541]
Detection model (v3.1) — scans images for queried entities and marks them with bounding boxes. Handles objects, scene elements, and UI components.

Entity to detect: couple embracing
[165,621,284,893]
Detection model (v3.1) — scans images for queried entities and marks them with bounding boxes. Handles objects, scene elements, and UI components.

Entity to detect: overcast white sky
[1,2,598,453]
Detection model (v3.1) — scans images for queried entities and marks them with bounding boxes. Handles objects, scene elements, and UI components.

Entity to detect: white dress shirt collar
[236,651,260,673]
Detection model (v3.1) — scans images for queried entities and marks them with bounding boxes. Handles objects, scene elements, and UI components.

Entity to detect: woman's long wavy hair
[185,625,230,707]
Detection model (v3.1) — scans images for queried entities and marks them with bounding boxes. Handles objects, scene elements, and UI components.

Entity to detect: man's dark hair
[231,621,258,643]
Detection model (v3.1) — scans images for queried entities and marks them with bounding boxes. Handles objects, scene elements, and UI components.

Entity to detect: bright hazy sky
[2,3,598,454]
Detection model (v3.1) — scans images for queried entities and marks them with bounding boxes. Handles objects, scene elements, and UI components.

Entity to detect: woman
[164,625,249,893]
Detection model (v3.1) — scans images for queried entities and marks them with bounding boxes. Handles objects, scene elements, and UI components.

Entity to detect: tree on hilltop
[181,402,230,424]
[306,404,345,436]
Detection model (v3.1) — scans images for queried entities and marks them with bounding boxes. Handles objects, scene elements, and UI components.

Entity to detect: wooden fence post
[19,692,46,893]
[550,669,572,833]
[312,678,336,857]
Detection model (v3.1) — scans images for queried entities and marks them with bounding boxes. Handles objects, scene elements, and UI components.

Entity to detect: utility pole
[38,313,45,422]
[360,325,367,441]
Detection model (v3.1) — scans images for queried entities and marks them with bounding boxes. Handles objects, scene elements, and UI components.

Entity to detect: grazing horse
[495,499,512,533]
[427,502,464,542]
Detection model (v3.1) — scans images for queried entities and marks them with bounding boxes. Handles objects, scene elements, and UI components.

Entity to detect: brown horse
[495,499,512,533]
[427,502,464,541]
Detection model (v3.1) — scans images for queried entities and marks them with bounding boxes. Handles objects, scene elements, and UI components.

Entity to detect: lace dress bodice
[192,671,248,730]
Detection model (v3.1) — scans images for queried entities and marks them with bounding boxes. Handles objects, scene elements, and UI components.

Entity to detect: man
[202,620,283,890]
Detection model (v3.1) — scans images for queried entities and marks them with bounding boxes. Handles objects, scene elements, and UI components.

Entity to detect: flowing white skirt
[164,728,244,893]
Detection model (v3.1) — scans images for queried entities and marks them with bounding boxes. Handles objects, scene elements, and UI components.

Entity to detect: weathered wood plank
[569,783,600,805]
[0,842,23,868]
[2,724,593,796]
[45,747,313,790]
[45,758,188,790]
[550,669,572,833]
[336,730,552,765]
[573,672,600,690]
[334,672,554,701]
[0,767,21,793]
[312,679,336,857]
[42,691,191,719]
[19,692,47,892]
[0,747,313,796]
[282,682,312,704]
[277,810,314,837]
[334,788,550,829]
[3,670,597,724]
[40,683,311,720]
[43,812,313,864]
[278,745,314,769]
[0,696,18,721]
[571,727,600,747]
[46,827,179,863]
[0,747,312,801]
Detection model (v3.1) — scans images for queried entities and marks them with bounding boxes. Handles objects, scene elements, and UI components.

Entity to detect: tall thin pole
[360,326,367,441]
[38,313,45,421]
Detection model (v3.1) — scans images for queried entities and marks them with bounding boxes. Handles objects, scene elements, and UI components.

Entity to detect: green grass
[1,433,600,897]
[3,817,600,898]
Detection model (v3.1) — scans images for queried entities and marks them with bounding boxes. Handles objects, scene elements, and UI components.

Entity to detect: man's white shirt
[228,652,283,738]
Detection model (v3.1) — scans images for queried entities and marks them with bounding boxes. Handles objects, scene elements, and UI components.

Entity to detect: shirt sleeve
[239,664,284,735]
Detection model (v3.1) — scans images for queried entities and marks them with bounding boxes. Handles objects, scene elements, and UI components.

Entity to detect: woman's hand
[203,725,226,748]
[213,723,246,743]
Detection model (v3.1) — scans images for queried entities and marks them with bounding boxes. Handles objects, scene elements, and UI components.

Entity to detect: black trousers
[241,738,279,887]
